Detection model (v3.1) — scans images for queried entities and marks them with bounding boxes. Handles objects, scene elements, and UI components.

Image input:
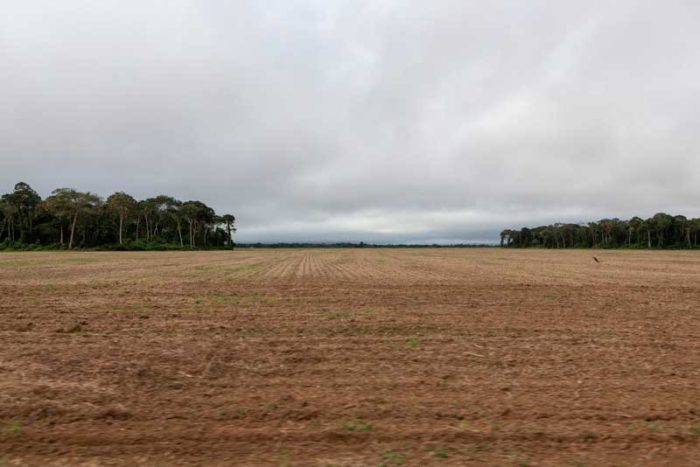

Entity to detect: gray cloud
[2,1,700,243]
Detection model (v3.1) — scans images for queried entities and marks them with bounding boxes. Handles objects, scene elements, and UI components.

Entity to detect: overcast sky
[2,1,700,243]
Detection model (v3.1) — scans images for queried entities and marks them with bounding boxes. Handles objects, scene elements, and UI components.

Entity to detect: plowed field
[1,249,699,466]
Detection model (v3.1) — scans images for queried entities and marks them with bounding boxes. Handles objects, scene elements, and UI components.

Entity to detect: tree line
[501,213,700,249]
[237,242,494,248]
[0,182,236,250]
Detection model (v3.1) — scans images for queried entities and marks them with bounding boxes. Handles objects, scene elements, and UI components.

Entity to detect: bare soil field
[1,248,699,466]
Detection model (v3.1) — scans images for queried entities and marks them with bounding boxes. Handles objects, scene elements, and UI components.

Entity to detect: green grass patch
[0,259,35,268]
[0,257,99,268]
[380,451,405,465]
[324,308,380,321]
[331,323,447,337]
[340,417,372,432]
[49,257,100,265]
[116,303,155,313]
[7,418,21,434]
[211,292,273,306]
[216,406,249,420]
[690,422,700,436]
[224,262,266,279]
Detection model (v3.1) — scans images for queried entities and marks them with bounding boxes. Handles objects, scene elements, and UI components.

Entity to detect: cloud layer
[3,1,700,243]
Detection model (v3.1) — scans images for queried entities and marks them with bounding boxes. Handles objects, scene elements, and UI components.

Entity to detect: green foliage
[406,336,420,348]
[502,213,700,249]
[0,182,236,250]
[7,418,21,434]
[690,422,700,436]
[381,451,405,465]
[340,417,372,432]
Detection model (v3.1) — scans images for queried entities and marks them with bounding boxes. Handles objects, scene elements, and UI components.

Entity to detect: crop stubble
[1,249,699,465]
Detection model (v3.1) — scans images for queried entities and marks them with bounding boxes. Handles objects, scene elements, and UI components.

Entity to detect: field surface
[1,248,699,466]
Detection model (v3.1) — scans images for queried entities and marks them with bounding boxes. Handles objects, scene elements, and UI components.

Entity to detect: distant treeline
[0,182,235,250]
[501,213,700,249]
[237,242,496,248]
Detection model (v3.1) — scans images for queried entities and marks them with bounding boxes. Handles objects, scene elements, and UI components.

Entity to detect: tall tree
[167,199,185,247]
[106,192,137,245]
[651,213,674,247]
[220,214,236,247]
[499,229,511,247]
[137,199,158,241]
[151,195,181,241]
[45,189,101,249]
[628,217,643,246]
[179,202,199,248]
[6,182,41,242]
[0,195,18,243]
[673,215,691,247]
[693,218,700,246]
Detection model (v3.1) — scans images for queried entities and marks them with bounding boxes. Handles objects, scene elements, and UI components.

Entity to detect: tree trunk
[0,218,5,241]
[227,224,232,247]
[60,225,64,246]
[69,212,78,249]
[177,221,184,248]
[119,213,124,245]
[135,216,140,241]
[647,230,651,248]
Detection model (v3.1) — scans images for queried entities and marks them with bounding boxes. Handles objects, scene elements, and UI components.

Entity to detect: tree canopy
[501,214,700,249]
[0,182,236,250]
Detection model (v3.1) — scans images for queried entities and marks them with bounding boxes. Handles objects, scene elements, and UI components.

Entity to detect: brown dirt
[1,248,699,466]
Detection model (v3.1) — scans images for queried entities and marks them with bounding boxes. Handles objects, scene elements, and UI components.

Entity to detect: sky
[2,1,700,244]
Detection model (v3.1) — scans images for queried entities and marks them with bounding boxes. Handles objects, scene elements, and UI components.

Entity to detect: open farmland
[1,249,699,466]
